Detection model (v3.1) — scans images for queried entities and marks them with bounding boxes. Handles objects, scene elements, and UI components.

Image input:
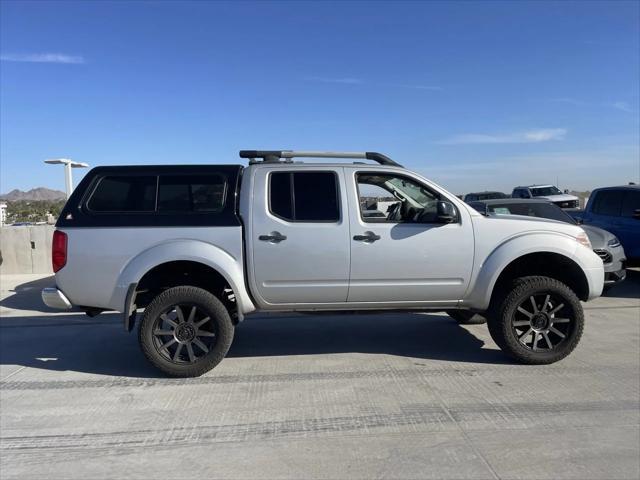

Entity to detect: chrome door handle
[353,231,381,243]
[259,232,287,243]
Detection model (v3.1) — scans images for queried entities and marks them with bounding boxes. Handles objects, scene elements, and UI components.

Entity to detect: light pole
[44,159,89,199]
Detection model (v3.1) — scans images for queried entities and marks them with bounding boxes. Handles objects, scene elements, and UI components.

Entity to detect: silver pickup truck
[42,150,604,377]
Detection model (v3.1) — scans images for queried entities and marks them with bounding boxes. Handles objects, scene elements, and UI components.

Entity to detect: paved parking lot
[0,272,638,479]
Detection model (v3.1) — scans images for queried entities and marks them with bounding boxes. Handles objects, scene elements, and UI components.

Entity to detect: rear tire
[139,286,234,377]
[446,310,487,325]
[487,276,584,365]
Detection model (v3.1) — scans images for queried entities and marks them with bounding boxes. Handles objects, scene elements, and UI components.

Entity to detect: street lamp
[44,158,89,199]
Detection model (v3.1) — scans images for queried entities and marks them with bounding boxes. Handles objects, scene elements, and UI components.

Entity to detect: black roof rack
[238,150,403,167]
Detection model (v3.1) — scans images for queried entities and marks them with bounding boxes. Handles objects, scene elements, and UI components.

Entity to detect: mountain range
[0,188,66,202]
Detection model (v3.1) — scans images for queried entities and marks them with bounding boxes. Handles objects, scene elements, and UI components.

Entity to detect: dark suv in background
[570,185,640,265]
[463,191,509,203]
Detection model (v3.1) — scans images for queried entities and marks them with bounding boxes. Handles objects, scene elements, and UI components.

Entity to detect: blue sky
[1,0,638,195]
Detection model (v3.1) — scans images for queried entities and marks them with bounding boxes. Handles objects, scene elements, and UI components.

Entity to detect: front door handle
[353,231,381,243]
[259,231,287,243]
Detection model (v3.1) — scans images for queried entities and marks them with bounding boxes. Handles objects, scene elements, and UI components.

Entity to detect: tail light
[52,230,67,272]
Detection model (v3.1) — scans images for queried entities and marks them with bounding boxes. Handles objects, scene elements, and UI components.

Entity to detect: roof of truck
[513,185,555,189]
[86,164,243,172]
[593,184,639,191]
[466,190,505,194]
[470,198,552,205]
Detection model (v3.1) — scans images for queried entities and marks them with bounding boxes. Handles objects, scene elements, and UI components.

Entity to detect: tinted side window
[621,190,640,217]
[158,175,226,213]
[270,172,293,220]
[592,190,624,216]
[269,172,339,222]
[294,172,339,221]
[88,176,156,212]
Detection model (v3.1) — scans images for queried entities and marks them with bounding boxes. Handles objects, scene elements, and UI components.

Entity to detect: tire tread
[138,286,234,377]
[487,275,584,365]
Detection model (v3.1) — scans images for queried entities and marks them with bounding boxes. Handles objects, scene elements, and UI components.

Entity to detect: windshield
[487,202,576,224]
[386,177,437,207]
[530,186,562,197]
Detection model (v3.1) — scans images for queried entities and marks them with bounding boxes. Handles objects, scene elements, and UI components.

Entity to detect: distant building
[0,202,7,227]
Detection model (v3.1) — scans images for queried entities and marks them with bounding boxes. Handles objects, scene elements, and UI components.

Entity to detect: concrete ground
[0,273,638,480]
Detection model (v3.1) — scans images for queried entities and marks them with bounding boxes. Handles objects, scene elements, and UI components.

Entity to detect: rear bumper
[41,287,73,310]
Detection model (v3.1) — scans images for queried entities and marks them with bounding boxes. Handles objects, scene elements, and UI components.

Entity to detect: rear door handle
[353,231,381,243]
[259,231,287,243]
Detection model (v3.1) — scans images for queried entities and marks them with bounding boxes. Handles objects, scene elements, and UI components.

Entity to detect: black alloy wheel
[139,286,234,377]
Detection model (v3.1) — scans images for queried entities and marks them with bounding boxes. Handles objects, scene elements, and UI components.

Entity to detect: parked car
[469,199,626,288]
[569,185,640,265]
[512,185,579,209]
[42,150,604,377]
[463,191,509,203]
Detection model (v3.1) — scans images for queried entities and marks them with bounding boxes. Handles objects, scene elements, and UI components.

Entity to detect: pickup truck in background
[569,185,640,266]
[42,150,604,377]
[512,185,580,209]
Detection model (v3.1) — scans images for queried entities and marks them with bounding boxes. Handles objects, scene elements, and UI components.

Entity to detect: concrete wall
[0,225,55,274]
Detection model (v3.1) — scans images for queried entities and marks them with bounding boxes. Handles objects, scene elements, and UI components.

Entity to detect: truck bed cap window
[57,164,242,228]
[158,175,226,213]
[87,175,156,212]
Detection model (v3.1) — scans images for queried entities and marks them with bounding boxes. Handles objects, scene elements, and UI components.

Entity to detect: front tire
[139,286,234,377]
[487,276,584,365]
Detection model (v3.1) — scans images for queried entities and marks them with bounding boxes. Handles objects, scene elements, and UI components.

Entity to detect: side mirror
[633,209,640,220]
[436,201,457,223]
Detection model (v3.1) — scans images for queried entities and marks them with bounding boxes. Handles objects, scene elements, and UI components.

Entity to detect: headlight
[576,231,592,249]
[607,236,621,248]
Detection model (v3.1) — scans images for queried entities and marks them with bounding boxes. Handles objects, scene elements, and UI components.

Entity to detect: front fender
[109,239,255,316]
[464,231,600,310]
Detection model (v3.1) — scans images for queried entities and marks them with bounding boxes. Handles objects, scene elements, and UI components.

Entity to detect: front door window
[356,173,445,223]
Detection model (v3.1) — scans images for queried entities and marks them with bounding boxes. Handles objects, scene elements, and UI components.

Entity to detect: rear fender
[109,239,255,316]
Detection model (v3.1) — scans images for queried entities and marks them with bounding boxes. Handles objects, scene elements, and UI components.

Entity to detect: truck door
[248,166,351,306]
[618,189,640,260]
[346,169,474,305]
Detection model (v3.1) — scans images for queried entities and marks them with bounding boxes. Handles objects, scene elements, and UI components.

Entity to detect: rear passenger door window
[269,172,340,222]
[87,175,156,212]
[621,190,640,217]
[592,191,624,216]
[158,175,226,213]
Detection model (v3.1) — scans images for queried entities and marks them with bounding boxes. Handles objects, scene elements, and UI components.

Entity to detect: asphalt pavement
[1,272,638,479]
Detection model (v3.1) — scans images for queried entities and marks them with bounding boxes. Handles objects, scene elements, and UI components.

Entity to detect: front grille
[593,249,612,264]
